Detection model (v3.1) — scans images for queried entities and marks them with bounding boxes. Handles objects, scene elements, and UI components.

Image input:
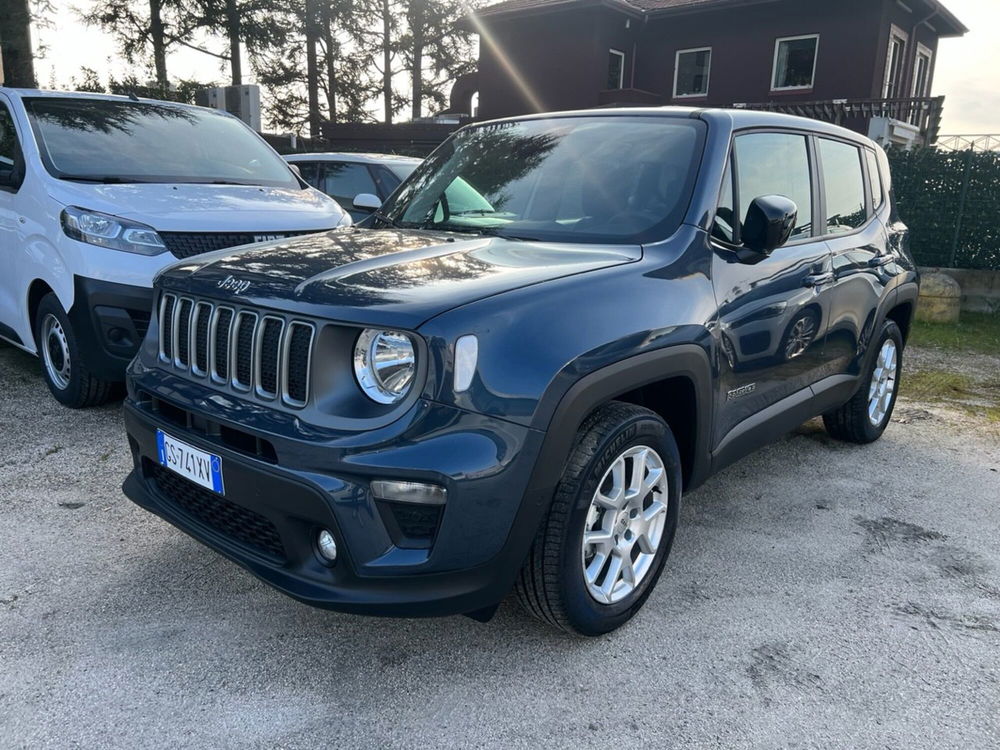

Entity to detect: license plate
[156,429,224,494]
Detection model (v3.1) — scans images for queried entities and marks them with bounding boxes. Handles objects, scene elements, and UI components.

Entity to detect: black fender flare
[497,344,714,574]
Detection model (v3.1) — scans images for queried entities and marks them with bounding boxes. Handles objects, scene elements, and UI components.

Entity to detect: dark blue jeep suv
[122,108,916,635]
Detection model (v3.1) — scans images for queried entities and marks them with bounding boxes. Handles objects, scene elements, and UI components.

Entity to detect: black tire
[34,293,116,408]
[823,319,903,444]
[516,402,682,636]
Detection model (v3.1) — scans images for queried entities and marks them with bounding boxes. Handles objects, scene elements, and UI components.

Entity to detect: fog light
[371,479,447,506]
[317,529,338,562]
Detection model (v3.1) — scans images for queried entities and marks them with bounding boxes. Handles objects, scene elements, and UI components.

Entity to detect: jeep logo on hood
[217,275,251,295]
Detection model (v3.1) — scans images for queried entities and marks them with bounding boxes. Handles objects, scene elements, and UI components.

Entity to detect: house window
[912,43,933,97]
[771,35,819,91]
[674,47,711,98]
[883,26,908,98]
[607,49,626,90]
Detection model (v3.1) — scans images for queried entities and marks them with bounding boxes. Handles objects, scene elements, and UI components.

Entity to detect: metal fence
[887,136,1000,270]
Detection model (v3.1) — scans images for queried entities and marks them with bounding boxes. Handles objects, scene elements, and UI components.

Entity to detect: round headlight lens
[353,329,416,404]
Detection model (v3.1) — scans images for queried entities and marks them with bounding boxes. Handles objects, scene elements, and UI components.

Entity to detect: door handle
[803,272,834,287]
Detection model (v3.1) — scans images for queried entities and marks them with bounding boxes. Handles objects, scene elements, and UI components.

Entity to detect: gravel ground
[2,339,999,749]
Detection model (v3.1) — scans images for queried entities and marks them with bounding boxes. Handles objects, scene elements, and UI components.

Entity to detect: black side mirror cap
[742,195,798,255]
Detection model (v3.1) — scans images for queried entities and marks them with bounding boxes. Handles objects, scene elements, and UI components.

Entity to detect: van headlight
[353,329,416,404]
[61,206,167,255]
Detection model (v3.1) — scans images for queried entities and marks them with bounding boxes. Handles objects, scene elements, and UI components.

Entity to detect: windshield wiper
[371,210,400,228]
[428,223,539,242]
[59,175,146,184]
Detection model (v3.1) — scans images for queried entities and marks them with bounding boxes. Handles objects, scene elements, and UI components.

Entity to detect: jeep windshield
[381,115,706,244]
[24,97,299,189]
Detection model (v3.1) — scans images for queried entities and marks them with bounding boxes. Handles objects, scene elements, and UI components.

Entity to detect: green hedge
[887,147,1000,270]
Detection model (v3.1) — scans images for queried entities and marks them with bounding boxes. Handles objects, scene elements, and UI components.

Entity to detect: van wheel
[516,402,682,636]
[34,293,115,408]
[823,319,903,443]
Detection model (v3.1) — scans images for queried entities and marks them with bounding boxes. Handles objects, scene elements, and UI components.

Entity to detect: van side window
[0,103,24,192]
[734,132,813,240]
[293,162,323,190]
[819,139,867,234]
[711,159,736,244]
[865,149,883,210]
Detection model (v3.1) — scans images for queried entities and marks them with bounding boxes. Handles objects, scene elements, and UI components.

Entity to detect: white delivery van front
[0,89,348,407]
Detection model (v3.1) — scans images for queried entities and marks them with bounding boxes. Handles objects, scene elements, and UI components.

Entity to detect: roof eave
[464,0,642,29]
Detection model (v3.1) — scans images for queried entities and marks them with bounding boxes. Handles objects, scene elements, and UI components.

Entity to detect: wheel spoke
[643,500,667,523]
[620,550,637,586]
[636,531,657,555]
[599,457,628,509]
[585,552,609,585]
[584,528,614,549]
[599,553,624,601]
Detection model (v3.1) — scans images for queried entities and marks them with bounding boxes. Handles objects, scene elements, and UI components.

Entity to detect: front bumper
[121,374,546,618]
[69,276,154,381]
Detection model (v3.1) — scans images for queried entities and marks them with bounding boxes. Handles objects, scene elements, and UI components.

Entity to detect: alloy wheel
[581,445,669,604]
[867,339,898,427]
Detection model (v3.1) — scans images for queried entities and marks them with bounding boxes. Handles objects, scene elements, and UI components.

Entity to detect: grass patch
[903,370,976,402]
[910,312,1000,355]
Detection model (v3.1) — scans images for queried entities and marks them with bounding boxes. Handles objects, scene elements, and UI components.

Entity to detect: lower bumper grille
[146,460,286,562]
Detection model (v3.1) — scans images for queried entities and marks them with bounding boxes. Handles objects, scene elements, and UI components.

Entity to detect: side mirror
[353,192,382,211]
[742,195,798,255]
[288,163,302,178]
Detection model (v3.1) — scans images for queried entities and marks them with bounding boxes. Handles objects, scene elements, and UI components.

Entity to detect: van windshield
[24,97,299,188]
[381,116,706,244]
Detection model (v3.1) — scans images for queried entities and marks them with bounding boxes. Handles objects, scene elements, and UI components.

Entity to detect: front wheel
[516,402,682,636]
[823,319,903,443]
[34,293,116,408]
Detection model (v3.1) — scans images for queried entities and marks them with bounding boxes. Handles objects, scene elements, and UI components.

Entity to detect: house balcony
[732,96,946,147]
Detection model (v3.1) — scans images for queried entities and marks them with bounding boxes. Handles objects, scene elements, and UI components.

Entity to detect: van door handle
[803,272,834,287]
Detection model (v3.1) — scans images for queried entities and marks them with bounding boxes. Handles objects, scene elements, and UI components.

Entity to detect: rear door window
[818,138,867,234]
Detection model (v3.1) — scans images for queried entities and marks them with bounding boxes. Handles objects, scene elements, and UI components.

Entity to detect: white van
[0,89,348,407]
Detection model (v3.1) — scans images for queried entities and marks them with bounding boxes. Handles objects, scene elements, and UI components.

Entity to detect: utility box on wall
[195,85,262,131]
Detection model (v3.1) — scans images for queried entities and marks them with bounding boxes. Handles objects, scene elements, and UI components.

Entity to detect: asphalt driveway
[2,340,999,749]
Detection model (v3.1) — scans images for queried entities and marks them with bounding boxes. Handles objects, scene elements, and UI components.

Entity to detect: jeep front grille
[158,293,315,408]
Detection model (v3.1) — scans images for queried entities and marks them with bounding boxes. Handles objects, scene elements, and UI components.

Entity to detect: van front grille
[158,293,314,408]
[159,231,318,259]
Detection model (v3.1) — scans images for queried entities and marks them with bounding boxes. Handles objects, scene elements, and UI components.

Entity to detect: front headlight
[61,206,167,255]
[353,329,416,404]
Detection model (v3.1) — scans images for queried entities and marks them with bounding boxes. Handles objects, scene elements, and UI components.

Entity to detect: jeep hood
[158,228,641,328]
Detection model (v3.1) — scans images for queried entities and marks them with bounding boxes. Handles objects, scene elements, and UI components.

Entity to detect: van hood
[48,182,343,231]
[157,228,642,329]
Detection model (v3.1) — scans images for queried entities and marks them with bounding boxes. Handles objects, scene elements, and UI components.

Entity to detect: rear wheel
[34,293,116,408]
[823,319,903,443]
[516,402,682,636]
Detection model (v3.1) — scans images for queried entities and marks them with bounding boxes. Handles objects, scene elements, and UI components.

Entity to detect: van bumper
[69,276,153,381]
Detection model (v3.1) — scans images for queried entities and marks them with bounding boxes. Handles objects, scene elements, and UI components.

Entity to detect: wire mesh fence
[887,138,1000,270]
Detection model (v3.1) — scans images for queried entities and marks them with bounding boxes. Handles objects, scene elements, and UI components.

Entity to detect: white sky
[30,0,1000,134]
